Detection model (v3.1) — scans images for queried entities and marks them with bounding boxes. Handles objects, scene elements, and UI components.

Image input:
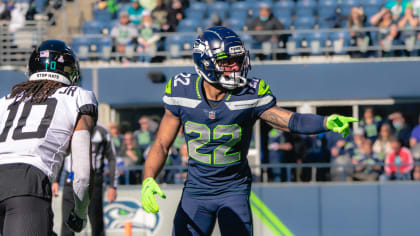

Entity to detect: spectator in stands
[346,127,366,161]
[133,115,155,156]
[413,0,420,19]
[151,0,170,31]
[385,0,411,20]
[413,166,420,180]
[397,3,418,53]
[120,132,143,184]
[247,3,284,60]
[410,114,420,147]
[110,11,138,62]
[348,7,370,58]
[353,139,382,181]
[8,1,27,33]
[268,129,293,182]
[0,1,11,22]
[108,122,123,154]
[388,112,411,147]
[128,0,145,26]
[373,123,395,161]
[166,0,185,32]
[383,136,413,181]
[359,107,382,142]
[137,12,161,62]
[370,8,402,56]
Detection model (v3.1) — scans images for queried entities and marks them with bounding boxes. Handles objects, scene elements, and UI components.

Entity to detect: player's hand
[326,115,358,137]
[65,210,87,233]
[107,187,117,203]
[141,177,166,213]
[52,182,59,197]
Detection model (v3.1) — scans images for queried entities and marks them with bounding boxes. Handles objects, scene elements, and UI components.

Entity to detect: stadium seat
[189,1,207,15]
[208,1,229,20]
[296,0,317,11]
[293,16,316,29]
[273,0,295,12]
[317,0,339,20]
[97,37,113,61]
[295,8,314,17]
[226,18,245,32]
[318,7,338,20]
[81,20,105,35]
[273,8,293,18]
[278,16,292,29]
[340,0,361,16]
[71,37,90,60]
[185,8,205,21]
[232,1,253,15]
[177,19,200,32]
[93,9,113,23]
[307,32,328,55]
[165,35,195,58]
[329,31,351,54]
[230,11,248,22]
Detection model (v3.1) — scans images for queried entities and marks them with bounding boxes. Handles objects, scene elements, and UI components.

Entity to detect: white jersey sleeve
[0,86,98,181]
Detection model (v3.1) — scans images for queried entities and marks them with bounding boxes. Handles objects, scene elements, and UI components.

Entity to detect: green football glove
[141,177,166,213]
[326,115,358,137]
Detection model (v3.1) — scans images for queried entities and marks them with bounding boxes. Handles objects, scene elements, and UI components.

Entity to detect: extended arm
[141,109,181,213]
[260,106,357,136]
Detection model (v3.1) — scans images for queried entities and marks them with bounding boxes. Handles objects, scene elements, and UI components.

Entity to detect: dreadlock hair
[9,80,66,104]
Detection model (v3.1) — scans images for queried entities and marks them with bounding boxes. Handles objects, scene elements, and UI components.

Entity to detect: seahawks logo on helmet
[192,26,251,90]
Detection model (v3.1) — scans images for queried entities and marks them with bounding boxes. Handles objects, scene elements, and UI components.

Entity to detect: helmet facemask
[213,51,250,90]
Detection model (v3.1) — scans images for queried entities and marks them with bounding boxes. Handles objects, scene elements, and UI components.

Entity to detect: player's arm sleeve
[76,89,98,124]
[71,115,95,218]
[105,132,118,188]
[162,77,181,117]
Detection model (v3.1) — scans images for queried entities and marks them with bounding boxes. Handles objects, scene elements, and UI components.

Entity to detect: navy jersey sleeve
[253,79,276,117]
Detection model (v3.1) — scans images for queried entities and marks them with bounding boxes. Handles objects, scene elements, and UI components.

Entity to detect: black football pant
[61,172,105,236]
[0,195,54,236]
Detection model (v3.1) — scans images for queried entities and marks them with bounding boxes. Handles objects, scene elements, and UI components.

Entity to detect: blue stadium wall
[1,60,419,104]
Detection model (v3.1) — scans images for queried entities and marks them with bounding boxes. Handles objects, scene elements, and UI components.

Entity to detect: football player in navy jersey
[141,26,357,236]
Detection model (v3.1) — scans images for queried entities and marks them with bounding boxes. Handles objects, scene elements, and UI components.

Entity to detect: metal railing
[119,161,418,185]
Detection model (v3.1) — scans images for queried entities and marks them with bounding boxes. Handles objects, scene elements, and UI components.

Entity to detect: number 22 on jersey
[0,98,57,142]
[185,121,242,165]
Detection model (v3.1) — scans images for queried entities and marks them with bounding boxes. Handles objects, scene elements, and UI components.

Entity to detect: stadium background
[2,0,420,235]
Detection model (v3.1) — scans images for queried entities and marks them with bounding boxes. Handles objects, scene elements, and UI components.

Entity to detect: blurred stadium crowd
[67,0,420,63]
[105,108,420,185]
[2,0,420,63]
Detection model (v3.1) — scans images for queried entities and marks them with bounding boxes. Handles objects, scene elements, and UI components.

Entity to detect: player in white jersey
[0,40,97,235]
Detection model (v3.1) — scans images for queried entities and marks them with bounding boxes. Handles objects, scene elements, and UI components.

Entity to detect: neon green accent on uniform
[226,92,232,101]
[258,80,272,96]
[216,52,227,59]
[196,76,201,99]
[165,77,172,94]
[185,121,211,164]
[269,129,279,136]
[250,191,294,236]
[213,124,242,165]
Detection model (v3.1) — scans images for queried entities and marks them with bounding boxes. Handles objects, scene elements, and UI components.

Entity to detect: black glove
[65,210,87,233]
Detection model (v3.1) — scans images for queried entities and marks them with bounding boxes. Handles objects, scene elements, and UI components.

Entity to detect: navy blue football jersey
[163,73,276,198]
